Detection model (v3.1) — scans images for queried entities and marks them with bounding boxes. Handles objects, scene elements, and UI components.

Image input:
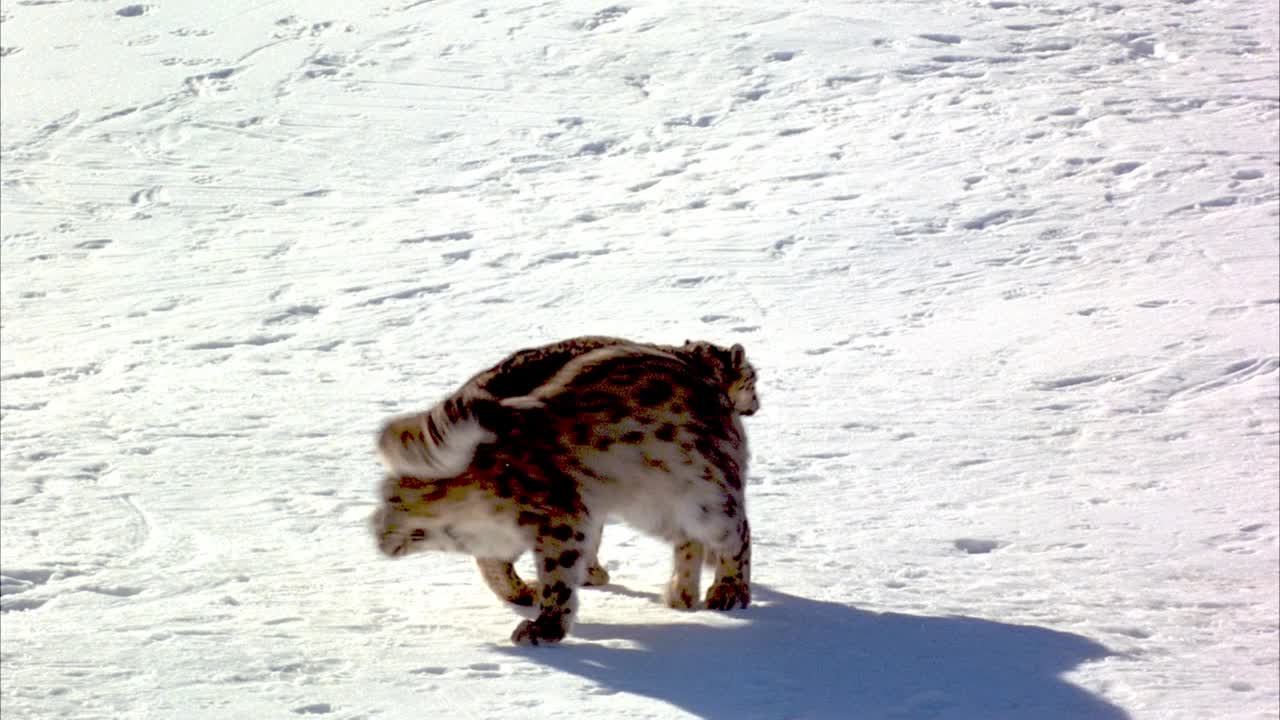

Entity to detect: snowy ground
[2,0,1277,718]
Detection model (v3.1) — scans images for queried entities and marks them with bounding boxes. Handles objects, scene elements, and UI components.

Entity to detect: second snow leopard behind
[374,341,758,645]
[380,335,758,605]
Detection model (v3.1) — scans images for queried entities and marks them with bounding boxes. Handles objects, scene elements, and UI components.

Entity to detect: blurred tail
[377,343,677,477]
[377,393,503,478]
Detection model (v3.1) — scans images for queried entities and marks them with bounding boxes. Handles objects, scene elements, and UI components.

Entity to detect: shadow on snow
[500,585,1125,720]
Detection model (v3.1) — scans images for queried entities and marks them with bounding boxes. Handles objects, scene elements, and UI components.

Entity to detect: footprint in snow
[576,6,629,31]
[954,539,1003,554]
[263,305,322,325]
[919,33,963,45]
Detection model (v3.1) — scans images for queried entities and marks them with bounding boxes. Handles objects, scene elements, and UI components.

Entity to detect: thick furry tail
[377,344,682,477]
[376,393,499,478]
[510,343,682,405]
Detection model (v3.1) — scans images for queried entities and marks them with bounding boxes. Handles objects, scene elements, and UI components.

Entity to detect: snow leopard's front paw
[510,610,569,646]
[584,562,610,587]
[704,577,750,611]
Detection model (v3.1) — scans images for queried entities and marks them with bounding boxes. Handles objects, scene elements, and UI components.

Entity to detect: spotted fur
[377,335,759,601]
[373,340,758,645]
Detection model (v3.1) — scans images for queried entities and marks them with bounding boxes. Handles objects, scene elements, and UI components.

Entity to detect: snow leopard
[385,335,757,600]
[372,339,758,645]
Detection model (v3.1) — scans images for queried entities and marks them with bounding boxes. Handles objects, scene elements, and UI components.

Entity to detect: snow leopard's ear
[730,343,746,367]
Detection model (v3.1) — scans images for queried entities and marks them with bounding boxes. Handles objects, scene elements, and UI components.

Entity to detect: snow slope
[2,0,1277,718]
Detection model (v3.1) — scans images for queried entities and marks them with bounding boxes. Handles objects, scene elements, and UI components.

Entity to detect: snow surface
[2,0,1278,718]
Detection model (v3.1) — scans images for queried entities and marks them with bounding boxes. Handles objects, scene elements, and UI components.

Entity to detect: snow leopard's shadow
[593,582,663,603]
[502,585,1127,720]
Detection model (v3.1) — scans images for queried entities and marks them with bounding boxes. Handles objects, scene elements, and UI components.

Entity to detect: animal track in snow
[467,662,503,677]
[802,451,850,460]
[356,284,449,306]
[170,26,214,38]
[525,249,610,269]
[700,314,740,324]
[576,6,628,31]
[183,67,239,96]
[1202,523,1274,556]
[664,115,715,128]
[672,276,709,288]
[1202,196,1239,208]
[1208,305,1249,318]
[1036,374,1109,390]
[130,186,169,206]
[264,305,322,325]
[401,231,473,244]
[961,208,1034,230]
[1169,357,1280,400]
[1,364,101,383]
[1,400,48,411]
[826,74,875,88]
[920,33,963,45]
[83,584,144,597]
[954,538,1004,554]
[1100,626,1152,639]
[575,139,617,156]
[187,335,293,350]
[303,53,350,80]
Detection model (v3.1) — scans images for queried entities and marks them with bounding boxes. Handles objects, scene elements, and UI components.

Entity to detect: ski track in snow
[1,0,1277,718]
